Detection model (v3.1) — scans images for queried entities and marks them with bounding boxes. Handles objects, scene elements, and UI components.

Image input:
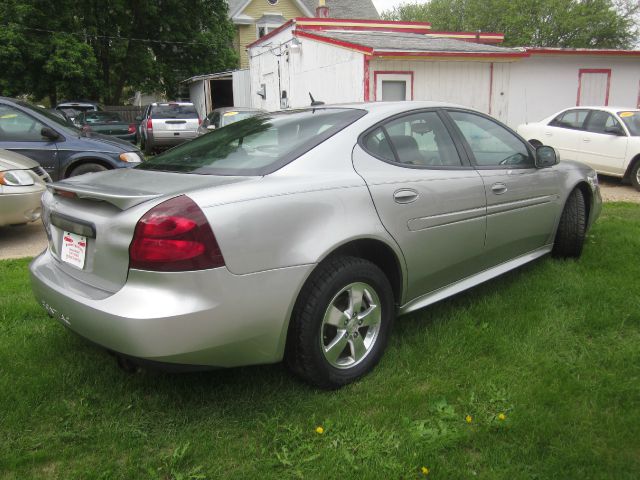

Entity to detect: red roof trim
[297,24,431,34]
[527,47,640,57]
[374,51,529,59]
[295,17,431,27]
[294,29,374,54]
[246,19,294,49]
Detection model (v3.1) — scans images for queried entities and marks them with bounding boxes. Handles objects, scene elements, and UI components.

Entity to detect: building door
[375,72,413,101]
[577,69,611,106]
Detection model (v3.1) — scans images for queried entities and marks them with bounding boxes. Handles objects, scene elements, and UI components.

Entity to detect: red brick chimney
[316,0,329,18]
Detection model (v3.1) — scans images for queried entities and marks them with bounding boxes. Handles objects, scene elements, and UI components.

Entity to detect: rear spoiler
[48,183,162,210]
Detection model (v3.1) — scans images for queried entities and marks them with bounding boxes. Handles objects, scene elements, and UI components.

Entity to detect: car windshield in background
[84,112,123,123]
[618,111,640,136]
[137,108,366,176]
[151,104,198,119]
[221,111,261,127]
[17,101,80,131]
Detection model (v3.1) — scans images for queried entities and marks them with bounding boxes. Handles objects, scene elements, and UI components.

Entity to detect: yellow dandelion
[465,415,473,424]
[421,466,430,475]
[315,426,324,434]
[498,413,506,421]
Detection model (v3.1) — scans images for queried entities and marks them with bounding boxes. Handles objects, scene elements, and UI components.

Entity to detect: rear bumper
[0,190,43,226]
[150,131,197,147]
[30,251,313,368]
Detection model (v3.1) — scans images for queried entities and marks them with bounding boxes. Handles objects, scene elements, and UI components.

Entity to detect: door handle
[491,183,508,195]
[544,132,552,136]
[583,138,591,143]
[393,189,419,204]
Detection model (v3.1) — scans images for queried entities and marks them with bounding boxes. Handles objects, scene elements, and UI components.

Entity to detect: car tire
[286,256,394,389]
[552,188,586,258]
[69,162,108,177]
[630,161,640,191]
[143,136,154,156]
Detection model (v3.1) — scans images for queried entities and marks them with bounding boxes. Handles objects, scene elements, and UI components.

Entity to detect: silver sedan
[30,102,601,388]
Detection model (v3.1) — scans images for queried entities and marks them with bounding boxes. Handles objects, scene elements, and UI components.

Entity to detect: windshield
[221,111,261,127]
[17,101,80,131]
[82,112,124,124]
[137,108,366,176]
[618,111,640,136]
[151,104,198,119]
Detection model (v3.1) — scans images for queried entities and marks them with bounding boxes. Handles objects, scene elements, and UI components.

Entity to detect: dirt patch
[598,175,640,203]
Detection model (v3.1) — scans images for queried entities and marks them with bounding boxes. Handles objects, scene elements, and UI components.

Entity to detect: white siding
[507,55,640,128]
[369,59,496,115]
[189,81,208,119]
[249,33,364,110]
[232,69,252,107]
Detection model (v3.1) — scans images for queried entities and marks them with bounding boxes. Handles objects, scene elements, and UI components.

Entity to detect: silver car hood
[50,168,257,210]
[0,148,41,171]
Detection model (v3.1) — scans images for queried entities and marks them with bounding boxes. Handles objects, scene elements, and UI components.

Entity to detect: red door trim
[576,68,611,106]
[373,70,414,101]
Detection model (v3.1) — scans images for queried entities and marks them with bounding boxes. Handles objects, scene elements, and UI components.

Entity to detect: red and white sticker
[61,231,87,269]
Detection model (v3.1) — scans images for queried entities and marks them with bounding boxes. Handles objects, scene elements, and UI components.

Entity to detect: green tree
[0,0,238,105]
[382,0,638,48]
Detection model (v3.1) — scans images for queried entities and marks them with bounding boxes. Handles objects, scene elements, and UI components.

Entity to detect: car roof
[213,107,263,113]
[151,102,194,106]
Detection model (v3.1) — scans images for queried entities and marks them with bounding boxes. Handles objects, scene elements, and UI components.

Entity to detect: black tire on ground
[285,256,395,389]
[529,139,543,148]
[143,135,154,156]
[629,161,640,191]
[552,188,586,258]
[69,162,108,177]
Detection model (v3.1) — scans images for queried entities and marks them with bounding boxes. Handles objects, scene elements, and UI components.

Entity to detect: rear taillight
[129,195,225,272]
[146,117,152,129]
[198,117,202,125]
[128,123,136,133]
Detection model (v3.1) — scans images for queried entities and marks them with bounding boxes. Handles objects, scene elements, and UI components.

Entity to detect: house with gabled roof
[227,0,380,68]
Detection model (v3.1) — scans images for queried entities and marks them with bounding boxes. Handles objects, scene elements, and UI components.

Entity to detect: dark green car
[75,111,137,143]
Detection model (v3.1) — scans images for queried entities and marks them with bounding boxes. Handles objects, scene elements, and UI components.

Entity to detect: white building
[248,17,640,128]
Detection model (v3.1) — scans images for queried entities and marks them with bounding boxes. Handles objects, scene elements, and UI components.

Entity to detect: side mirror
[41,127,60,141]
[535,145,558,168]
[604,125,625,136]
[207,125,216,131]
[135,115,142,122]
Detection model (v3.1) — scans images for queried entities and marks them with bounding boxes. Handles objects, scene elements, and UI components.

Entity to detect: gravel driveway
[1,175,638,261]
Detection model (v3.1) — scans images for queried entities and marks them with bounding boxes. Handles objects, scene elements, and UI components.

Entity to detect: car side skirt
[399,244,552,315]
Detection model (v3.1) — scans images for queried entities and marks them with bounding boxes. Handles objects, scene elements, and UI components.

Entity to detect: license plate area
[61,231,87,269]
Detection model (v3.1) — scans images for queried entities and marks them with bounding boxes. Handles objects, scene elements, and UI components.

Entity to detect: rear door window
[549,109,589,130]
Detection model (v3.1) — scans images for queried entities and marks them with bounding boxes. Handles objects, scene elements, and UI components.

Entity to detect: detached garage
[248,17,640,128]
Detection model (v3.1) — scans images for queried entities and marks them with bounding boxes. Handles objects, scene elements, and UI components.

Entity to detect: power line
[13,25,214,46]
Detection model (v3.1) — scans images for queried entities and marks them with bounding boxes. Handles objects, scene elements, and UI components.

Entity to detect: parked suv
[138,102,200,154]
[0,97,143,181]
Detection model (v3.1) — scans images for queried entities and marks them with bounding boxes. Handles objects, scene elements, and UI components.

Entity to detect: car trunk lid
[43,168,256,294]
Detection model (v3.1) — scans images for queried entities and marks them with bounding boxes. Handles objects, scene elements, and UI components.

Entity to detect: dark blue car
[0,97,143,181]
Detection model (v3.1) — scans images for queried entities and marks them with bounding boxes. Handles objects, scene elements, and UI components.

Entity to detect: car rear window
[151,104,198,119]
[137,108,366,176]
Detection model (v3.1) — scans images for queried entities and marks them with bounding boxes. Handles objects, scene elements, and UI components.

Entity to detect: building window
[257,25,279,38]
[374,72,414,101]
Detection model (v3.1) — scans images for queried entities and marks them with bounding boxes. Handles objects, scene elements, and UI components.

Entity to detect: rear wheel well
[64,158,113,178]
[322,239,403,306]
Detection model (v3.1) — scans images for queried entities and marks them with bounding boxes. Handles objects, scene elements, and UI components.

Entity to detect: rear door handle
[393,189,419,204]
[583,138,591,143]
[491,183,508,195]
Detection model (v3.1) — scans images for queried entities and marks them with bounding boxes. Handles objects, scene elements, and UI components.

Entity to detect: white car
[517,107,640,190]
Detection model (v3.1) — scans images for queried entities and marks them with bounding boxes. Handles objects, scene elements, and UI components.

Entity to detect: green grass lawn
[1,203,639,480]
